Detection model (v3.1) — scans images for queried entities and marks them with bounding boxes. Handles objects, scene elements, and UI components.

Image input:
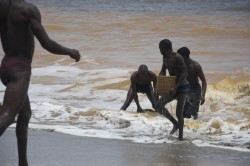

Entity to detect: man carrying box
[155,39,190,141]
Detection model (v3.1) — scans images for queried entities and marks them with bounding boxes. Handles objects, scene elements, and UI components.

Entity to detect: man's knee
[176,111,183,119]
[18,110,31,125]
[155,99,162,110]
[0,109,17,136]
[16,111,31,138]
[0,109,16,126]
[0,117,15,136]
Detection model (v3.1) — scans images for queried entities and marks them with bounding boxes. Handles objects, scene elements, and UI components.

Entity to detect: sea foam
[1,65,250,152]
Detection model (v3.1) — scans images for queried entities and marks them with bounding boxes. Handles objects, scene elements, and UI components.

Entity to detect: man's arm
[196,63,207,105]
[130,75,143,112]
[172,55,187,93]
[27,5,80,62]
[159,57,167,76]
[0,24,8,54]
[150,71,158,98]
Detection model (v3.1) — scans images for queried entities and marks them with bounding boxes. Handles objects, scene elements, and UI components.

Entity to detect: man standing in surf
[155,39,190,141]
[177,47,207,120]
[0,0,80,165]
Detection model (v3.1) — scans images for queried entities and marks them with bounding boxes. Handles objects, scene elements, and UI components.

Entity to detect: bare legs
[16,96,31,166]
[155,95,178,133]
[175,94,186,140]
[120,88,156,112]
[120,87,133,111]
[155,94,186,140]
[146,90,157,109]
[0,71,31,166]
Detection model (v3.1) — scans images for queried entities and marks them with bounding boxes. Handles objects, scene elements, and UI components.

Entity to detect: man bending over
[121,64,157,113]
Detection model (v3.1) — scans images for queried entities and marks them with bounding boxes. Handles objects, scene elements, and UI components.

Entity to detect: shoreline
[1,129,250,166]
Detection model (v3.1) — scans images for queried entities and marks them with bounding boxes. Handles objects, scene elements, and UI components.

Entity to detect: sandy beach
[1,129,249,166]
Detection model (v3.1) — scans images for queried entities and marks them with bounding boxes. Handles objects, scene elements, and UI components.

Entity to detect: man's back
[176,47,204,87]
[0,0,8,21]
[131,70,157,85]
[185,58,200,86]
[1,0,37,59]
[0,0,9,52]
[177,46,207,106]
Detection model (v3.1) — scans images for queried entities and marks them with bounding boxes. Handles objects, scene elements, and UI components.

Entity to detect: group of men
[121,39,207,141]
[0,0,206,165]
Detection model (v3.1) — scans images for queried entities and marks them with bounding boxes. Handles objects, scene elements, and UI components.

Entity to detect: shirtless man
[121,64,157,113]
[177,47,207,119]
[155,39,189,140]
[0,0,81,165]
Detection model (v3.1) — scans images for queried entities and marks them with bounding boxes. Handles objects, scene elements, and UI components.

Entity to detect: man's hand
[200,96,205,105]
[154,90,159,100]
[69,49,81,62]
[169,88,176,96]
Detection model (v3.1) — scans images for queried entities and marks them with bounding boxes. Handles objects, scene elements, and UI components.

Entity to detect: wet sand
[0,129,249,166]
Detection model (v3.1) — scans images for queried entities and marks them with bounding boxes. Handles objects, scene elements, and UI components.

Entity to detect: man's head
[138,64,148,75]
[177,47,190,58]
[159,39,172,55]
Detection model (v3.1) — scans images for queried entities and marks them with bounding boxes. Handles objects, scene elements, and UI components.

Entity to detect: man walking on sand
[177,47,207,120]
[155,39,190,141]
[0,0,81,165]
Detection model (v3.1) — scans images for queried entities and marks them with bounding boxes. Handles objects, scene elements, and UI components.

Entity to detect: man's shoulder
[24,2,40,14]
[175,52,184,60]
[12,1,39,16]
[25,2,39,10]
[191,59,201,68]
[0,0,9,7]
[148,70,157,77]
[131,71,139,79]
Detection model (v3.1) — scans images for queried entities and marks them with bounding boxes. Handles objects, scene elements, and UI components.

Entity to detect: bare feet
[193,114,198,120]
[170,125,179,134]
[137,108,145,113]
[178,137,183,141]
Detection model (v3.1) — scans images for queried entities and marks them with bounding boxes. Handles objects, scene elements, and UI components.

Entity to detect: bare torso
[131,71,157,85]
[163,53,185,83]
[1,0,35,60]
[0,0,9,54]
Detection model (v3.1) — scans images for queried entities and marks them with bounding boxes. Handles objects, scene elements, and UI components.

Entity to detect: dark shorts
[0,56,32,86]
[135,83,153,93]
[176,80,190,95]
[183,84,201,118]
[155,80,190,114]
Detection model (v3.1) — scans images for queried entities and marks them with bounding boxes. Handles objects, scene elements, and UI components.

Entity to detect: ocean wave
[1,64,249,151]
[210,78,250,99]
[22,99,250,151]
